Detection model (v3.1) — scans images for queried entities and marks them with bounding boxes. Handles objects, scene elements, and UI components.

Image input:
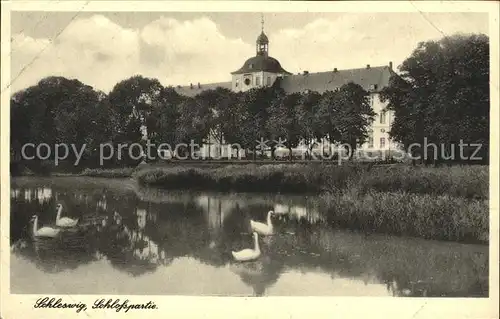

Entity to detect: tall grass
[135,164,488,199]
[317,190,489,243]
[351,165,488,199]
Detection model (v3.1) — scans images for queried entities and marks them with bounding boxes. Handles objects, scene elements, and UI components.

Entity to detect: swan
[250,210,274,236]
[232,232,261,262]
[32,215,60,238]
[55,204,79,227]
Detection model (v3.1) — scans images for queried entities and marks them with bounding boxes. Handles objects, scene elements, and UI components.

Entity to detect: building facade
[171,23,399,158]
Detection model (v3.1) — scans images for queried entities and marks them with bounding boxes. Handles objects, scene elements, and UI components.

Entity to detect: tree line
[10,75,375,169]
[10,33,489,172]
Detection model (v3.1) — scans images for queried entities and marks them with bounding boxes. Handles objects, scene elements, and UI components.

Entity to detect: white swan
[32,215,60,238]
[55,204,79,227]
[250,210,274,236]
[232,232,261,262]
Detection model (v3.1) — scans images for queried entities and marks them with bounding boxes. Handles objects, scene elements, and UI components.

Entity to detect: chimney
[303,70,309,75]
[198,82,201,88]
[190,83,193,89]
[389,61,393,69]
[366,64,371,69]
[333,68,338,72]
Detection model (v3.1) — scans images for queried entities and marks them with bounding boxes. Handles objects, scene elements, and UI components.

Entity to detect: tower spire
[261,13,264,32]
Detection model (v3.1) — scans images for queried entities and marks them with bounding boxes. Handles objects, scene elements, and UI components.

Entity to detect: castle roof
[173,81,232,98]
[172,64,394,98]
[231,55,292,75]
[279,65,393,94]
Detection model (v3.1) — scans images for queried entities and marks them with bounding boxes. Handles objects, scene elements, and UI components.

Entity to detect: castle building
[172,19,399,158]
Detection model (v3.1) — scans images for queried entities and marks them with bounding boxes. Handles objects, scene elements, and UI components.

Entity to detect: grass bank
[134,163,488,199]
[80,167,137,178]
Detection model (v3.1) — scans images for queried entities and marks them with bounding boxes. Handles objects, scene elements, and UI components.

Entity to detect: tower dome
[257,31,269,45]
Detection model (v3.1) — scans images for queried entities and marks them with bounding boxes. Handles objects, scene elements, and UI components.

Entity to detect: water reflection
[10,177,488,296]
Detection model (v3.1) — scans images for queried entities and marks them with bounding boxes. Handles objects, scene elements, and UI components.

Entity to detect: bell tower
[231,14,291,92]
[256,14,269,57]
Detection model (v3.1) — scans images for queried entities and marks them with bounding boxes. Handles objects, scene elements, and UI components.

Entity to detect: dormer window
[249,63,254,69]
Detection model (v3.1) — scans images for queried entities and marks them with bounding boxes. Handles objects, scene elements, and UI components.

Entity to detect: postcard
[1,1,499,318]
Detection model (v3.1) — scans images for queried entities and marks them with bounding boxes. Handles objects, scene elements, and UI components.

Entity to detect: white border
[1,1,499,318]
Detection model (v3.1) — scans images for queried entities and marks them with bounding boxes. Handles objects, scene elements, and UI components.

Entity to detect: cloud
[270,13,489,74]
[10,13,488,93]
[138,17,252,86]
[11,15,141,93]
[10,15,252,93]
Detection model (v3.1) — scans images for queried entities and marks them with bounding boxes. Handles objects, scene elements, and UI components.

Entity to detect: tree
[175,97,213,158]
[147,87,183,160]
[237,86,282,159]
[10,76,115,170]
[380,33,489,164]
[295,91,324,158]
[107,75,167,164]
[197,88,241,158]
[108,75,165,142]
[216,91,246,146]
[267,91,302,160]
[318,83,374,159]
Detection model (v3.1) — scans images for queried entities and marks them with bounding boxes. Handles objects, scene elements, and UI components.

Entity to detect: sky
[10,11,489,93]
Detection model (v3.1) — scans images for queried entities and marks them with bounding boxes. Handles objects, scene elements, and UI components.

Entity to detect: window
[235,79,239,87]
[380,137,386,148]
[256,76,260,86]
[368,137,374,148]
[249,63,254,69]
[244,78,251,86]
[371,94,377,106]
[267,77,271,85]
[380,111,386,124]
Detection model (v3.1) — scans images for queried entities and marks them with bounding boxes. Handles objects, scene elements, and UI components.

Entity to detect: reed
[316,190,489,243]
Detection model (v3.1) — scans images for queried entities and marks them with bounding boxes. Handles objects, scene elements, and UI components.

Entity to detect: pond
[10,177,488,297]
